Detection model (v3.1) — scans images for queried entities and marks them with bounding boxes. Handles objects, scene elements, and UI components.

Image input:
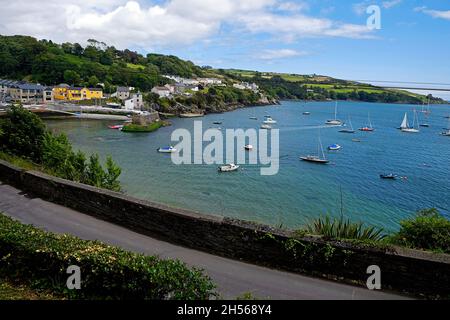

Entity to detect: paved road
[0,182,408,300]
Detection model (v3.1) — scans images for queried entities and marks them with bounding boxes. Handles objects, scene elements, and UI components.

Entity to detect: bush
[0,105,46,162]
[390,209,450,254]
[0,214,216,300]
[1,106,122,191]
[303,215,386,242]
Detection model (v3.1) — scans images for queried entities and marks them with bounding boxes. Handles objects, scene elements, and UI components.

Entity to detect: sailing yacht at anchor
[400,110,420,133]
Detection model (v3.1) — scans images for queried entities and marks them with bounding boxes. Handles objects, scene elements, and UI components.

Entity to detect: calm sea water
[45,101,450,232]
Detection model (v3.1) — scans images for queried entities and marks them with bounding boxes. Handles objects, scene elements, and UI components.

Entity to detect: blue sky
[1,0,449,98]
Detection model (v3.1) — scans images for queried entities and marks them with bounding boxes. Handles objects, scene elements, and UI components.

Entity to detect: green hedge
[0,214,216,300]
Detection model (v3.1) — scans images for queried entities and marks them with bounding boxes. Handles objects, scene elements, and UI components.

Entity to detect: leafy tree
[0,105,46,162]
[88,75,100,88]
[86,154,105,188]
[104,156,122,192]
[64,70,81,86]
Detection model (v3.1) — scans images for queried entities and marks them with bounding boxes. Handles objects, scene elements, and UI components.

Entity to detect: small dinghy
[328,144,342,151]
[218,164,240,172]
[245,145,254,151]
[158,146,177,153]
[380,174,397,180]
[109,125,124,130]
[263,117,277,124]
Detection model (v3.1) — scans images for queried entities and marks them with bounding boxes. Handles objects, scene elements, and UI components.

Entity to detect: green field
[223,69,428,100]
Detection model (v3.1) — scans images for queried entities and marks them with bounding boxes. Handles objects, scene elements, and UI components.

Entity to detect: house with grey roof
[115,86,131,101]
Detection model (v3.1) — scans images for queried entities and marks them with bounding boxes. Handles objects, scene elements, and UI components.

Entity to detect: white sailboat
[401,110,420,133]
[325,101,342,125]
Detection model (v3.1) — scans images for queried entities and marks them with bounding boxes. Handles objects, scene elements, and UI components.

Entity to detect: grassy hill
[222,69,444,104]
[0,35,444,105]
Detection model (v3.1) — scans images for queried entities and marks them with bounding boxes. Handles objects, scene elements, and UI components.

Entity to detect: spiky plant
[305,215,386,241]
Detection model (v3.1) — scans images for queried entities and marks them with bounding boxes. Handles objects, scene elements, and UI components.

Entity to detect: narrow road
[0,182,408,300]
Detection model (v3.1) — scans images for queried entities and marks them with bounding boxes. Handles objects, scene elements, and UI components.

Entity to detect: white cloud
[0,0,377,51]
[258,49,308,60]
[239,13,374,40]
[415,7,450,20]
[276,1,309,12]
[382,0,402,9]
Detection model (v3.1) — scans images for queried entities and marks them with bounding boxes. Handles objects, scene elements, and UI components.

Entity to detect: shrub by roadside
[0,214,216,300]
[388,209,450,254]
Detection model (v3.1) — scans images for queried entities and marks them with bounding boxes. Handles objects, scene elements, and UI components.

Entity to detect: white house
[151,86,172,98]
[124,92,144,110]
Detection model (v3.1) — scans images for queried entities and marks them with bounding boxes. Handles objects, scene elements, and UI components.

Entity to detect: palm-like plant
[305,215,386,241]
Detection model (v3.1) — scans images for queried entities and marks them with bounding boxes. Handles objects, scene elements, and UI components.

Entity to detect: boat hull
[300,157,329,164]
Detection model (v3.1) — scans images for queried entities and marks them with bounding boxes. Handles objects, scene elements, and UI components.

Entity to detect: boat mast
[334,101,338,120]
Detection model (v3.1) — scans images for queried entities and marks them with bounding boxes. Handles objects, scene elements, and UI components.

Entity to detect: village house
[151,86,172,98]
[124,92,144,111]
[9,83,45,104]
[53,84,103,101]
[114,86,130,101]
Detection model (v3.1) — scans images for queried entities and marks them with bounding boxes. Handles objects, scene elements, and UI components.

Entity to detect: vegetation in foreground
[0,105,122,191]
[0,279,58,300]
[299,209,450,254]
[0,214,216,300]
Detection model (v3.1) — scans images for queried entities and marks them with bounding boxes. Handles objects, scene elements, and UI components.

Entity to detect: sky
[0,0,449,99]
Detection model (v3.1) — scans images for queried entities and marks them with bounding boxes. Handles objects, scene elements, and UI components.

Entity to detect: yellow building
[53,84,103,101]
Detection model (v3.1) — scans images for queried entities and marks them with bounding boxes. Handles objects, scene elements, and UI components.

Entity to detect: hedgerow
[0,214,216,300]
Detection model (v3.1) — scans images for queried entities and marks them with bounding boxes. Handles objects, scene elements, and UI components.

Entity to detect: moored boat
[157,146,177,153]
[218,164,240,172]
[380,174,397,180]
[263,117,277,124]
[109,125,124,130]
[401,110,420,133]
[300,156,330,164]
[325,101,342,126]
[245,145,254,151]
[261,124,272,130]
[359,113,375,132]
[328,144,342,151]
[301,130,330,164]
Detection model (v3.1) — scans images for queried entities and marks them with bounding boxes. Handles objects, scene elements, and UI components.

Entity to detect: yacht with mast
[340,117,356,133]
[359,113,375,132]
[400,110,420,133]
[325,101,343,126]
[300,131,330,164]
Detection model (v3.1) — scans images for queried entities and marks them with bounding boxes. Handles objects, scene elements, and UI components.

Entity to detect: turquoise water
[46,101,450,232]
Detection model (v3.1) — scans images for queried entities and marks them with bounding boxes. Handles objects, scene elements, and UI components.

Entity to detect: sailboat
[339,117,356,133]
[401,110,420,133]
[359,113,375,132]
[420,100,431,127]
[339,118,356,133]
[300,131,330,164]
[325,101,343,125]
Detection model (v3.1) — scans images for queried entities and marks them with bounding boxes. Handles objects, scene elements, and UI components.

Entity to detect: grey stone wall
[0,159,449,298]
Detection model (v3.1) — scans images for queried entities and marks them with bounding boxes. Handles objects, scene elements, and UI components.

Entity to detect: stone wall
[1,159,449,298]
